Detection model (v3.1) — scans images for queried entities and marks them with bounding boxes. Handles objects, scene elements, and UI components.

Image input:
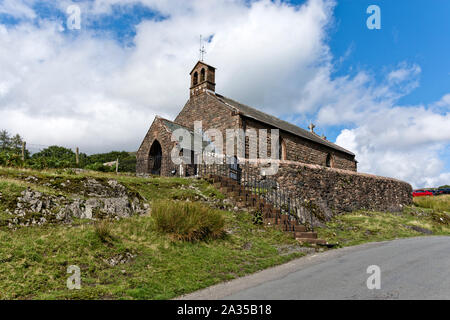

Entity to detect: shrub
[152,200,225,241]
[0,151,22,167]
[84,162,114,172]
[94,220,114,243]
[83,151,136,172]
[31,146,77,168]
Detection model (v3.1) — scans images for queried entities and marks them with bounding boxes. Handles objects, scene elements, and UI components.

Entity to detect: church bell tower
[189,61,216,97]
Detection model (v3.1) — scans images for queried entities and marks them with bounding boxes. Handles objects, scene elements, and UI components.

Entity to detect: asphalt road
[178,236,450,300]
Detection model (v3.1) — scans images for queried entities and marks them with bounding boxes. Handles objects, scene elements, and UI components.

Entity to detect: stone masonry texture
[136,117,177,176]
[241,160,413,215]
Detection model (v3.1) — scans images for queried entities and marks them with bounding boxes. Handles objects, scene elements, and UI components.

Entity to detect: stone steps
[206,174,326,246]
[295,231,318,239]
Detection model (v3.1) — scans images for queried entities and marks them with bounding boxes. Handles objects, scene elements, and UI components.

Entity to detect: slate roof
[160,118,191,134]
[210,92,355,156]
[159,117,210,150]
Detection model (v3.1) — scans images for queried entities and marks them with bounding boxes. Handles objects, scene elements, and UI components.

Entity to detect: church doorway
[149,140,162,175]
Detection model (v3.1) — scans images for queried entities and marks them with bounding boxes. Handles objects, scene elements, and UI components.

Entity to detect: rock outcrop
[5,178,149,228]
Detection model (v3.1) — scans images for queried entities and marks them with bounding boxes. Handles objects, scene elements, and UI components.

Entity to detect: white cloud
[334,77,450,188]
[0,0,36,20]
[435,94,450,107]
[0,0,336,154]
[311,63,423,126]
[387,63,421,84]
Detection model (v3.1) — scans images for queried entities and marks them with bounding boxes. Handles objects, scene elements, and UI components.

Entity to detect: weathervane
[199,35,206,61]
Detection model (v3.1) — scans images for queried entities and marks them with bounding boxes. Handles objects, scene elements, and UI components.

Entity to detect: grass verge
[317,196,450,247]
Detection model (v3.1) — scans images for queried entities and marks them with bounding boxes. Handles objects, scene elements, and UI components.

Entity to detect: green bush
[0,151,23,167]
[84,162,115,172]
[152,200,226,241]
[83,151,136,172]
[30,146,77,169]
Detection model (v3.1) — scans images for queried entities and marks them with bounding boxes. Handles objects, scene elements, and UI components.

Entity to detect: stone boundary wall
[241,160,413,216]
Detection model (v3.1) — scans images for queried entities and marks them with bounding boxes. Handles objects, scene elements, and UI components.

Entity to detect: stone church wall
[243,117,357,171]
[136,118,177,175]
[241,160,412,218]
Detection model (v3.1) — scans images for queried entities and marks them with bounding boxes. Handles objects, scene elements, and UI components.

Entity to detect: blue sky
[329,0,450,106]
[321,0,449,175]
[0,0,449,187]
[331,0,450,173]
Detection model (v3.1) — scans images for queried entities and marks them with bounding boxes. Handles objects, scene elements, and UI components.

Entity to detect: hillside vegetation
[0,167,307,299]
[0,129,136,172]
[317,195,450,246]
[0,166,449,299]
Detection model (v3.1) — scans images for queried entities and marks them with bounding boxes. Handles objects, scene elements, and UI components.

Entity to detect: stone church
[136,61,357,176]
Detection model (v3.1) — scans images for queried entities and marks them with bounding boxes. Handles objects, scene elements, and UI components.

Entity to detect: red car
[412,190,433,197]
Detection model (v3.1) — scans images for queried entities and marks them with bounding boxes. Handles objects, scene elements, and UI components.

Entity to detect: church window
[326,153,333,168]
[279,138,287,160]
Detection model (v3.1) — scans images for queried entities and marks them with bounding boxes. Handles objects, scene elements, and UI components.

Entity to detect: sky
[0,0,449,188]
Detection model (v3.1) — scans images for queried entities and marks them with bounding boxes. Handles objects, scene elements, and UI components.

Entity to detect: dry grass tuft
[152,200,225,241]
[94,220,114,243]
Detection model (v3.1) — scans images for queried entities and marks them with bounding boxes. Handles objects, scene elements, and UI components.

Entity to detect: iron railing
[197,160,314,231]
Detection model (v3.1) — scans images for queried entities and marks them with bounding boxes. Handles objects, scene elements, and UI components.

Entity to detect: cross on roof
[199,35,206,61]
[308,122,316,133]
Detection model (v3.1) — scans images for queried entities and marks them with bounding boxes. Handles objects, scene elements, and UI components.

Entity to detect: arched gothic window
[279,138,287,160]
[326,153,333,168]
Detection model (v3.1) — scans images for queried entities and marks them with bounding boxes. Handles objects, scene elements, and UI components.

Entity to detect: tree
[10,134,24,151]
[0,130,27,155]
[0,130,28,166]
[0,130,10,151]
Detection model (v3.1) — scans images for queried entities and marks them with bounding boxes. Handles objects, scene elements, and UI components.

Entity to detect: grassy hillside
[0,167,306,300]
[1,166,449,300]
